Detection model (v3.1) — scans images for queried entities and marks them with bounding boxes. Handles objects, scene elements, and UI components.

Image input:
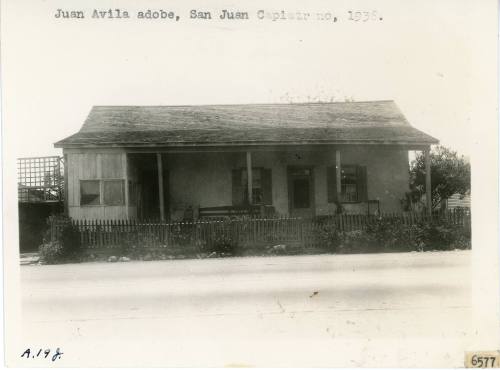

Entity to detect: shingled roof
[54,101,438,148]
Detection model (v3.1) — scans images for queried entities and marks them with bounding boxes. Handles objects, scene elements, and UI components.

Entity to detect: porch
[66,145,432,221]
[123,145,430,221]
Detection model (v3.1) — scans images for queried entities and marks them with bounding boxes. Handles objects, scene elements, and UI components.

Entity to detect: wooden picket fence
[49,210,470,250]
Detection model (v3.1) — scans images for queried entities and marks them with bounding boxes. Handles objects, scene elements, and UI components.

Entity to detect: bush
[170,223,196,247]
[317,216,470,254]
[365,217,417,252]
[59,221,82,258]
[337,230,377,253]
[210,232,238,255]
[39,215,82,263]
[415,220,471,251]
[317,223,342,252]
[39,241,64,264]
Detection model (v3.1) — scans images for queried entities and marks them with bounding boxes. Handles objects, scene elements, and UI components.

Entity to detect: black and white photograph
[2,0,499,367]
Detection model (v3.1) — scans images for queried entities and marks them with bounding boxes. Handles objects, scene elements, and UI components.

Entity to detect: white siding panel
[102,153,123,178]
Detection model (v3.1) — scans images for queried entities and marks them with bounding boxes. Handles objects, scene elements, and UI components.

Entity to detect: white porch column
[424,148,432,215]
[157,153,165,221]
[335,149,341,202]
[246,151,252,205]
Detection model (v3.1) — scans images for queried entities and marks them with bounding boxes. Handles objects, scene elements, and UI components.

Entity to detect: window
[80,179,125,206]
[327,165,367,203]
[232,168,272,206]
[80,180,100,205]
[341,165,359,202]
[103,180,125,206]
[242,168,263,204]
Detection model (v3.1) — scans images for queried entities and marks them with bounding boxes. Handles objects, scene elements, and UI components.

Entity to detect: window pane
[103,180,124,206]
[242,168,263,204]
[341,165,358,201]
[342,184,358,202]
[80,180,100,205]
[241,168,262,188]
[253,188,263,204]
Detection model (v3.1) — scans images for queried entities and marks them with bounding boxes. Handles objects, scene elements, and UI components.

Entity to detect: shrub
[210,232,238,255]
[170,223,195,247]
[338,230,377,254]
[365,217,416,252]
[415,220,471,251]
[316,215,470,254]
[119,237,138,258]
[39,241,64,264]
[40,215,82,263]
[317,223,342,252]
[59,221,82,258]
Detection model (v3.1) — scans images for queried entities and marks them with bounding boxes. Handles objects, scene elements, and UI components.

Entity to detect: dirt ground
[14,250,472,367]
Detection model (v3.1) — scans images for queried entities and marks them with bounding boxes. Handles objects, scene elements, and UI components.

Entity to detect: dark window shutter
[232,169,244,206]
[357,166,368,201]
[327,166,337,203]
[262,168,272,205]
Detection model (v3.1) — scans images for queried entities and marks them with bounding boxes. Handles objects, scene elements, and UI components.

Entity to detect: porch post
[424,148,432,215]
[335,149,341,202]
[122,153,129,218]
[157,153,165,221]
[246,151,253,205]
[63,153,69,216]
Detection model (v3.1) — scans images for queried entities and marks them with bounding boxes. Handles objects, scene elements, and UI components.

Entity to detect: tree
[409,146,470,211]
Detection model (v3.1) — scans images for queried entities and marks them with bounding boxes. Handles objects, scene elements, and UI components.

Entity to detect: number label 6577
[466,352,500,368]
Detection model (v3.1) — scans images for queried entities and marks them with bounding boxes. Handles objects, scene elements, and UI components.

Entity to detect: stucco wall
[313,146,410,215]
[252,147,409,215]
[163,146,409,220]
[163,152,238,220]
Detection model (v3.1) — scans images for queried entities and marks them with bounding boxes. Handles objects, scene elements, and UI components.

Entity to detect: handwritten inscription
[21,348,63,362]
[53,8,384,23]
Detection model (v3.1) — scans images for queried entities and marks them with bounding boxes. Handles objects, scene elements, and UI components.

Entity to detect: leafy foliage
[318,216,470,254]
[59,221,82,258]
[317,223,343,252]
[409,146,470,211]
[209,231,239,255]
[39,215,82,263]
[38,241,64,264]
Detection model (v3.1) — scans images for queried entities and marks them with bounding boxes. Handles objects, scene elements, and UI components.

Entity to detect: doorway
[287,166,315,217]
[128,153,169,220]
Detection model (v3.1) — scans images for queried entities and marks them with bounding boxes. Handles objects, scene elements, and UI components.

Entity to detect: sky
[1,0,494,159]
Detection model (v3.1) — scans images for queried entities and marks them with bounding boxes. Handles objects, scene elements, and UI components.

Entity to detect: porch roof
[54,101,439,148]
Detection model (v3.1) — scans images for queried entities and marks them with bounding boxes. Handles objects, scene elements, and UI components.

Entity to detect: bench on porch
[198,205,275,219]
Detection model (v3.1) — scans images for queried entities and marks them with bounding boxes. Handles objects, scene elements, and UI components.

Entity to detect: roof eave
[54,139,439,149]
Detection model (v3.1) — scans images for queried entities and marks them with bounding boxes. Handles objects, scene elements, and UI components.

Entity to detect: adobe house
[54,101,438,221]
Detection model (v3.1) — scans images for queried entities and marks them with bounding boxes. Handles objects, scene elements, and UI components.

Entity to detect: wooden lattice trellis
[17,156,64,203]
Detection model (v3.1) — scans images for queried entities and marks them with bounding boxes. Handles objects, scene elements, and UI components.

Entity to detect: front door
[288,167,315,217]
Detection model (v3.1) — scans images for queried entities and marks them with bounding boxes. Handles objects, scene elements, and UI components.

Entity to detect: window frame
[79,178,126,207]
[80,179,101,206]
[103,179,125,206]
[241,167,264,205]
[340,164,360,203]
